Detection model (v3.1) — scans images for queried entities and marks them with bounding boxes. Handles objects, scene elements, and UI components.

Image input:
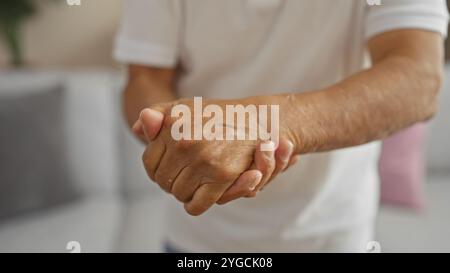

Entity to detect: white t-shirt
[115,0,449,252]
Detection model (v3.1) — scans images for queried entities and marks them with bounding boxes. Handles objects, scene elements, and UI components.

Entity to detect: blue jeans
[164,241,185,253]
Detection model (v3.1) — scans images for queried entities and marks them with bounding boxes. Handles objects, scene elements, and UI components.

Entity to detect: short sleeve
[114,0,181,67]
[365,0,449,39]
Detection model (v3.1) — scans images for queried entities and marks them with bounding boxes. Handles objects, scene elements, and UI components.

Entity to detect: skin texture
[134,113,297,199]
[134,99,296,211]
[124,29,444,216]
[131,101,298,202]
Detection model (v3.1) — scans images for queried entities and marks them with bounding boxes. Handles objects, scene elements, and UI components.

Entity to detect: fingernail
[139,109,147,120]
[142,108,164,123]
[249,172,262,191]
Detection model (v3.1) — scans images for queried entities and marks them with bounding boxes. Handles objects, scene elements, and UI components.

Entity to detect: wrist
[236,94,304,154]
[277,93,305,155]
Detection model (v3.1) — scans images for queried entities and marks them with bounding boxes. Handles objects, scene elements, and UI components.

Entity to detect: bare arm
[123,64,177,130]
[283,29,444,154]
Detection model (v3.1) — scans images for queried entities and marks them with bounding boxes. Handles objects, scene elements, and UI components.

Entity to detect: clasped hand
[132,97,299,215]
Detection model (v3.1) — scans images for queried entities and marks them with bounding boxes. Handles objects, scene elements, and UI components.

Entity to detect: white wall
[0,0,121,68]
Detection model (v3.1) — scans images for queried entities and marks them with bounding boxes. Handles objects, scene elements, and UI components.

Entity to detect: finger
[141,138,166,182]
[184,182,231,216]
[276,139,294,172]
[286,155,300,170]
[154,148,188,193]
[139,108,165,141]
[131,119,149,143]
[231,141,276,198]
[216,170,262,205]
[171,166,200,203]
[252,141,276,192]
[264,139,294,187]
[134,99,176,140]
[132,119,144,136]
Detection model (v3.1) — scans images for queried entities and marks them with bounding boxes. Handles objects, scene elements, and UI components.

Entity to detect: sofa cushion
[379,123,427,209]
[0,84,80,221]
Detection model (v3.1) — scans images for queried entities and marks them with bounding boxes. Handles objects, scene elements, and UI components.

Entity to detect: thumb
[216,168,262,205]
[139,104,168,141]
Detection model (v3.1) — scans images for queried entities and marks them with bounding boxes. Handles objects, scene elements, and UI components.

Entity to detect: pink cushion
[379,123,427,209]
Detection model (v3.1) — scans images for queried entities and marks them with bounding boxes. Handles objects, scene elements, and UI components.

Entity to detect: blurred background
[0,0,449,252]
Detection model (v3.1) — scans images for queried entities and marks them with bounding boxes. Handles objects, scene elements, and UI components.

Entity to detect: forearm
[123,65,177,129]
[284,52,443,154]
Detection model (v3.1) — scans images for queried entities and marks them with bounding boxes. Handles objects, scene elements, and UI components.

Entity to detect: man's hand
[142,102,261,215]
[124,65,300,212]
[133,103,299,212]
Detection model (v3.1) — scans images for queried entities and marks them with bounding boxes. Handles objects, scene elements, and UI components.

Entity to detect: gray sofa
[0,71,125,252]
[0,67,449,253]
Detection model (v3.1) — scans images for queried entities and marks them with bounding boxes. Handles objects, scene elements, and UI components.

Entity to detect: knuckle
[198,159,236,181]
[155,170,170,190]
[174,193,190,203]
[141,150,155,178]
[196,144,215,157]
[214,167,236,181]
[266,159,276,172]
[154,170,164,184]
[162,119,172,130]
[276,156,290,169]
[175,139,195,150]
[261,165,275,178]
[245,192,257,198]
[195,147,240,182]
[265,153,276,165]
[163,115,177,129]
[141,149,150,166]
[259,154,275,169]
[216,200,227,205]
